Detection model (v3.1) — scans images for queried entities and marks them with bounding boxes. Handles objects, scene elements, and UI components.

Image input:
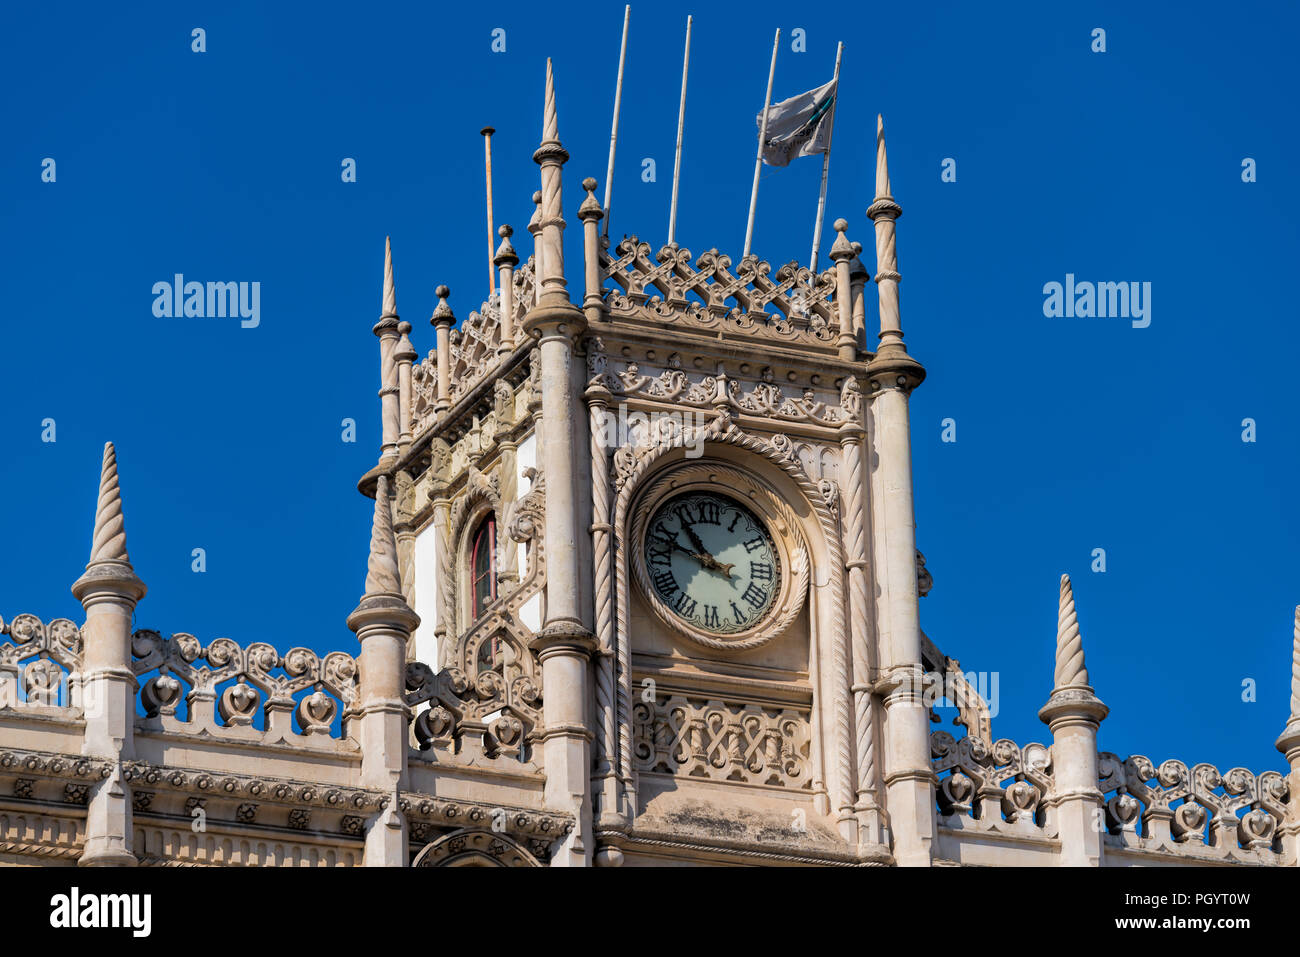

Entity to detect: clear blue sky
[3,1,1296,775]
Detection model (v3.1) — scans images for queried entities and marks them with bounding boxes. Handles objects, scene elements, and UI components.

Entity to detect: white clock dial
[643,492,781,635]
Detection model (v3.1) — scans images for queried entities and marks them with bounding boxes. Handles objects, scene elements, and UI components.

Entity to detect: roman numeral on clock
[743,536,765,553]
[730,601,747,624]
[673,592,697,618]
[647,542,671,566]
[694,500,721,525]
[702,604,720,628]
[653,569,678,595]
[742,582,768,608]
[750,561,773,581]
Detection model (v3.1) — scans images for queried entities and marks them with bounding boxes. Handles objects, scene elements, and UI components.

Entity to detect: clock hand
[656,534,707,566]
[679,521,709,556]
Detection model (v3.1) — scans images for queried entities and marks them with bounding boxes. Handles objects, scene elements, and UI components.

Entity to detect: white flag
[757,77,837,168]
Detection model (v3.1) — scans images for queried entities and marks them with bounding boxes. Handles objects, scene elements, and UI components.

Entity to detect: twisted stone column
[838,384,884,844]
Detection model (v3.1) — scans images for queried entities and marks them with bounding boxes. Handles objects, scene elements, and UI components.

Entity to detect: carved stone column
[1274,607,1300,865]
[393,470,418,660]
[494,380,520,587]
[495,225,518,357]
[72,442,146,867]
[867,114,935,867]
[850,243,869,350]
[430,286,455,415]
[425,442,454,670]
[522,58,595,867]
[1038,574,1108,866]
[831,220,858,361]
[838,381,885,845]
[396,321,417,454]
[348,476,419,865]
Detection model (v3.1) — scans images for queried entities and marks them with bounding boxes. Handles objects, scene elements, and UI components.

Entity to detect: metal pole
[808,42,843,274]
[743,28,781,260]
[603,4,631,239]
[667,14,692,247]
[481,126,497,297]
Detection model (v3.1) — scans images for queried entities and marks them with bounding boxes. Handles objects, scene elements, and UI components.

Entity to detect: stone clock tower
[368,60,957,867]
[3,55,1294,870]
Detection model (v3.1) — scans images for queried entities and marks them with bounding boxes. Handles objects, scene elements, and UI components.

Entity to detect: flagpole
[667,14,692,247]
[743,28,781,260]
[481,126,497,297]
[603,5,631,239]
[808,41,843,274]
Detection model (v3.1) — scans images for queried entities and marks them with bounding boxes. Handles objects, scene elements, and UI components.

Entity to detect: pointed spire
[1290,605,1300,723]
[382,236,397,318]
[543,57,559,145]
[73,442,145,604]
[1277,606,1300,756]
[1039,573,1106,726]
[874,114,892,200]
[530,58,573,308]
[364,475,402,597]
[1054,574,1089,688]
[89,442,129,565]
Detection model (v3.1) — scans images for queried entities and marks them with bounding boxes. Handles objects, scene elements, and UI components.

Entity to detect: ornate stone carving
[1097,752,1288,858]
[0,613,83,711]
[600,238,842,348]
[628,462,811,653]
[931,731,1053,830]
[633,692,812,790]
[611,419,853,818]
[131,629,358,742]
[411,828,542,867]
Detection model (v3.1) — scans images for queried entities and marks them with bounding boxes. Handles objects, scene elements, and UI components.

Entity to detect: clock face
[643,492,781,635]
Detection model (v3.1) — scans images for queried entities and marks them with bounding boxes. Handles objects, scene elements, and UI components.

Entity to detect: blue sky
[2,1,1297,774]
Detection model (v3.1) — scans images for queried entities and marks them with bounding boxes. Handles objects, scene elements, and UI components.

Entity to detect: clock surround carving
[629,463,810,653]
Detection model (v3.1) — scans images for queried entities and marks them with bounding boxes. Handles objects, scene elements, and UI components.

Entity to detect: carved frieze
[633,692,813,790]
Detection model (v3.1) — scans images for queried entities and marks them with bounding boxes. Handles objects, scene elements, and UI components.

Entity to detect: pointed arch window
[470,516,498,619]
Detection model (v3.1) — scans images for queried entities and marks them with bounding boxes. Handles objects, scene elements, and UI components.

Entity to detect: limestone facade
[2,61,1297,868]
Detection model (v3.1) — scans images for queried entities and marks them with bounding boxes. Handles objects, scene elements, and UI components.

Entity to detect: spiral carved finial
[874,114,892,201]
[543,58,558,144]
[364,475,402,597]
[89,442,129,565]
[1054,573,1090,688]
[1290,605,1300,721]
[381,236,397,318]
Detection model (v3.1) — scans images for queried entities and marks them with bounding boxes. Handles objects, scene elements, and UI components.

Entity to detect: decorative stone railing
[404,655,541,767]
[632,691,813,790]
[931,730,1054,833]
[599,238,842,349]
[131,629,358,744]
[1097,752,1288,861]
[0,613,84,711]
